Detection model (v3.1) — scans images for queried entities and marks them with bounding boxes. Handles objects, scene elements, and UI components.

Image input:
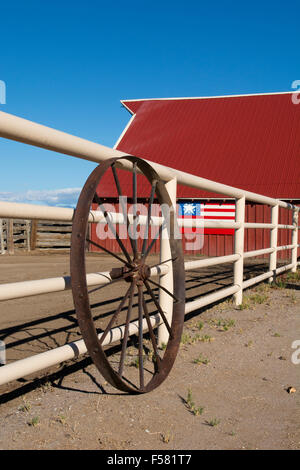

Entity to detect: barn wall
[90,202,300,260]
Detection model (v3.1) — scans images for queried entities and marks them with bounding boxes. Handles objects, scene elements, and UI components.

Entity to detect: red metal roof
[99,92,300,199]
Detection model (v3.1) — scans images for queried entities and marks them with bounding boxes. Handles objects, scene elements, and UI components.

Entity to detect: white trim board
[113,113,136,150]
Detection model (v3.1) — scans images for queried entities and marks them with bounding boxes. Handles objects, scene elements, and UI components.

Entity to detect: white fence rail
[0,110,299,387]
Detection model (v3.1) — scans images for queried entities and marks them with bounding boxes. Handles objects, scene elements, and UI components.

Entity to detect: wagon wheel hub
[110,261,151,283]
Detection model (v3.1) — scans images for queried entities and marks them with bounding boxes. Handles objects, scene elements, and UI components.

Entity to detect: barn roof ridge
[121,90,295,114]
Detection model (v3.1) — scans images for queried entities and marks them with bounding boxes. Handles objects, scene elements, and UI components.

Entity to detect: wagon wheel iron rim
[70,156,185,394]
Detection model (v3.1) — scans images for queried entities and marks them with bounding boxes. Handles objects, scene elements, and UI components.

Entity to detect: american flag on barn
[178,201,236,235]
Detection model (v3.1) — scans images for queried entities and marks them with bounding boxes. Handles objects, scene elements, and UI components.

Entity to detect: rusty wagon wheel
[70,156,185,393]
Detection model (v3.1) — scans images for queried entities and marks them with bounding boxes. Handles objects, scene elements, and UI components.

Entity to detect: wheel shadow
[282,283,300,290]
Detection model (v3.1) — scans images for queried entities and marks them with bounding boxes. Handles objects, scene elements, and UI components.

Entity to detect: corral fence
[0,109,299,388]
[0,218,31,253]
[0,218,72,253]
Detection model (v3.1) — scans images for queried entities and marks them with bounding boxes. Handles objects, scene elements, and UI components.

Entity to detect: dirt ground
[0,252,299,450]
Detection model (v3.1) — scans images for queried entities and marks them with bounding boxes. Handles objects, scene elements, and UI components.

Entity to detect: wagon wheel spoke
[142,219,167,261]
[111,164,137,257]
[118,280,136,377]
[149,257,177,269]
[143,280,173,338]
[147,278,179,302]
[141,180,157,257]
[87,269,134,295]
[99,284,132,345]
[137,283,145,389]
[132,162,138,260]
[141,290,161,371]
[87,238,131,267]
[93,193,132,264]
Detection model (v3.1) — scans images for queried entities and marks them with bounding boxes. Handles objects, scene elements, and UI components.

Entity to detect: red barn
[92,91,300,259]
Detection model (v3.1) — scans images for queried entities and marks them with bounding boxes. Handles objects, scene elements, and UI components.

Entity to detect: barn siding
[90,201,300,260]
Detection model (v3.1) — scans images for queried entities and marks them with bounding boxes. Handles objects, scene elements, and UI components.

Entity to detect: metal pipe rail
[1,243,298,303]
[0,255,240,302]
[0,201,241,229]
[242,263,295,289]
[0,313,162,386]
[0,264,169,302]
[0,201,297,234]
[0,109,299,387]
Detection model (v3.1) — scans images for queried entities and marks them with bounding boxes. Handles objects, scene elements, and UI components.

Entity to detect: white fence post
[233,196,245,306]
[158,177,177,347]
[269,204,279,282]
[291,208,299,273]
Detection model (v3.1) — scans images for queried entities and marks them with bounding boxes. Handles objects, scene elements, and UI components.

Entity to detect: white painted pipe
[267,263,295,275]
[244,247,275,259]
[0,272,110,301]
[184,254,240,270]
[0,201,242,229]
[0,111,143,174]
[2,200,296,231]
[276,244,294,251]
[244,223,297,230]
[277,224,296,230]
[242,271,274,289]
[0,201,76,222]
[0,202,162,225]
[244,223,275,229]
[185,284,240,314]
[0,265,169,302]
[242,263,294,289]
[0,201,106,223]
[0,313,162,386]
[97,212,240,229]
[197,220,240,229]
[0,110,298,210]
[6,247,293,302]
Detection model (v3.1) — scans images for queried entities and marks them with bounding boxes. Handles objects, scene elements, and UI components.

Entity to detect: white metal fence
[0,110,299,387]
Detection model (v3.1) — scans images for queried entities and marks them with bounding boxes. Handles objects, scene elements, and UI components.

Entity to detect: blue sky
[0,1,299,206]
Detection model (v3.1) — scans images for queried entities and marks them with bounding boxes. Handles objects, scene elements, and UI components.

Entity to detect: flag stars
[183,203,196,215]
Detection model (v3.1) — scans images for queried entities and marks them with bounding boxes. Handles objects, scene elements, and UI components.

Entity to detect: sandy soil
[0,252,299,450]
